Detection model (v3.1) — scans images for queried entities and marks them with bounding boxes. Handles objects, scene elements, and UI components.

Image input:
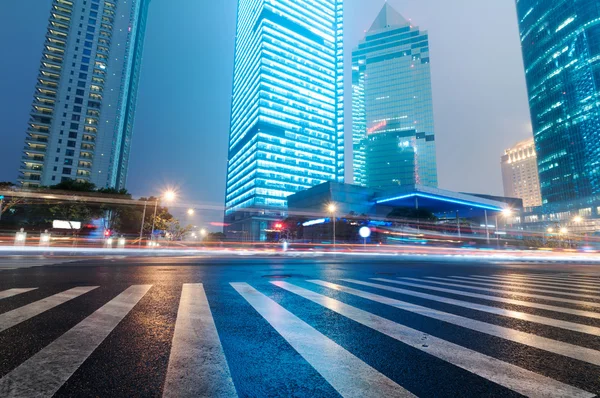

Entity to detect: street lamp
[495,208,514,247]
[149,190,176,244]
[187,208,195,216]
[547,227,554,233]
[327,203,337,250]
[573,216,583,223]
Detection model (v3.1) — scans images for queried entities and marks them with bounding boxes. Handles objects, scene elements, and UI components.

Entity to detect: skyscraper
[19,0,151,189]
[352,3,437,189]
[501,138,542,208]
[224,0,344,240]
[516,0,600,205]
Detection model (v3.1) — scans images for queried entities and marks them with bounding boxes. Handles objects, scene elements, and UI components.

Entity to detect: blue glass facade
[516,0,600,204]
[225,0,344,220]
[352,4,437,189]
[18,0,150,190]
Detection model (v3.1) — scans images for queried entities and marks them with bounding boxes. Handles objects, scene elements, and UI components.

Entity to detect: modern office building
[352,3,437,189]
[19,0,151,189]
[501,138,542,208]
[224,0,344,240]
[516,0,600,205]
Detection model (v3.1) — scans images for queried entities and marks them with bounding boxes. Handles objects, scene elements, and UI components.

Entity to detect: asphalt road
[0,255,599,397]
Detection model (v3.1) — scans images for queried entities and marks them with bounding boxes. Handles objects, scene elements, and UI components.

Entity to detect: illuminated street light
[560,227,568,234]
[573,216,583,223]
[164,190,176,202]
[547,228,554,233]
[200,228,207,237]
[501,208,513,217]
[187,208,195,216]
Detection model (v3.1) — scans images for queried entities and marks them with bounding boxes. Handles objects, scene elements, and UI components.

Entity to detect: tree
[165,219,193,241]
[205,232,226,242]
[49,180,97,192]
[0,182,26,219]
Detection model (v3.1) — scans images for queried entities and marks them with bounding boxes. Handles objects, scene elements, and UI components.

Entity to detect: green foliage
[205,232,226,242]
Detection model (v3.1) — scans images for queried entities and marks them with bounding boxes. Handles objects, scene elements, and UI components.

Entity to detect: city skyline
[0,0,531,225]
[18,0,150,190]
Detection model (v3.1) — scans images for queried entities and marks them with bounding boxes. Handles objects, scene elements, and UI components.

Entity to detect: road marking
[0,288,37,300]
[487,275,600,288]
[402,277,600,298]
[163,284,237,398]
[413,277,600,319]
[310,279,600,366]
[231,282,412,398]
[352,278,600,337]
[459,276,600,298]
[444,275,600,294]
[0,285,152,398]
[404,276,600,309]
[0,286,99,332]
[278,281,594,398]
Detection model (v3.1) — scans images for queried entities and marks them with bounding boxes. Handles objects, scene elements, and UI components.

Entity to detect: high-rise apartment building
[516,0,600,205]
[501,138,542,208]
[352,3,437,189]
[224,0,344,240]
[19,0,150,189]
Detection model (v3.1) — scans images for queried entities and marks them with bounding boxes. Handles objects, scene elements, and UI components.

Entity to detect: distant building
[501,138,542,208]
[516,0,600,232]
[19,0,151,189]
[516,0,600,205]
[224,0,344,241]
[352,3,437,189]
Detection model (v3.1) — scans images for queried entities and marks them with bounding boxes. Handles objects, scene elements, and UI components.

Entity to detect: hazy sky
[0,0,532,225]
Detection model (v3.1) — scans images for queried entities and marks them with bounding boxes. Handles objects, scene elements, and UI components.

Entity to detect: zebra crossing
[1,272,600,397]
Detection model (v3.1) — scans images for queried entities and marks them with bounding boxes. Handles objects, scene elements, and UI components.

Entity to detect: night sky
[0,0,531,226]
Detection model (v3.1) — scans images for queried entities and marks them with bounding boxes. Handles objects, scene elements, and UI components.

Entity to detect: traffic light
[274,223,283,230]
[104,229,111,237]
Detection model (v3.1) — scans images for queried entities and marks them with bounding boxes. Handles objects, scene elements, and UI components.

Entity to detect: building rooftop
[368,2,410,32]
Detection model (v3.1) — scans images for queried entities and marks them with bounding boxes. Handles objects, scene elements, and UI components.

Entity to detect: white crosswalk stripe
[276,281,594,398]
[0,285,152,397]
[393,276,600,309]
[460,276,600,297]
[466,276,600,292]
[308,279,600,366]
[405,277,600,320]
[0,288,37,300]
[356,278,600,336]
[0,286,99,332]
[231,282,413,398]
[484,274,600,288]
[163,283,237,398]
[1,275,599,397]
[446,275,600,294]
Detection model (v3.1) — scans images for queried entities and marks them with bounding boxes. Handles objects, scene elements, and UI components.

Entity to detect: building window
[62,168,72,175]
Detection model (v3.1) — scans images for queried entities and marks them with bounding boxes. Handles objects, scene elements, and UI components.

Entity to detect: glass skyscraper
[225,0,344,240]
[352,3,437,189]
[516,0,600,204]
[19,0,151,189]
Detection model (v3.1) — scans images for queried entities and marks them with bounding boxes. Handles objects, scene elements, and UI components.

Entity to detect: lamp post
[0,195,4,222]
[572,216,584,245]
[138,200,147,246]
[328,203,336,251]
[149,190,176,245]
